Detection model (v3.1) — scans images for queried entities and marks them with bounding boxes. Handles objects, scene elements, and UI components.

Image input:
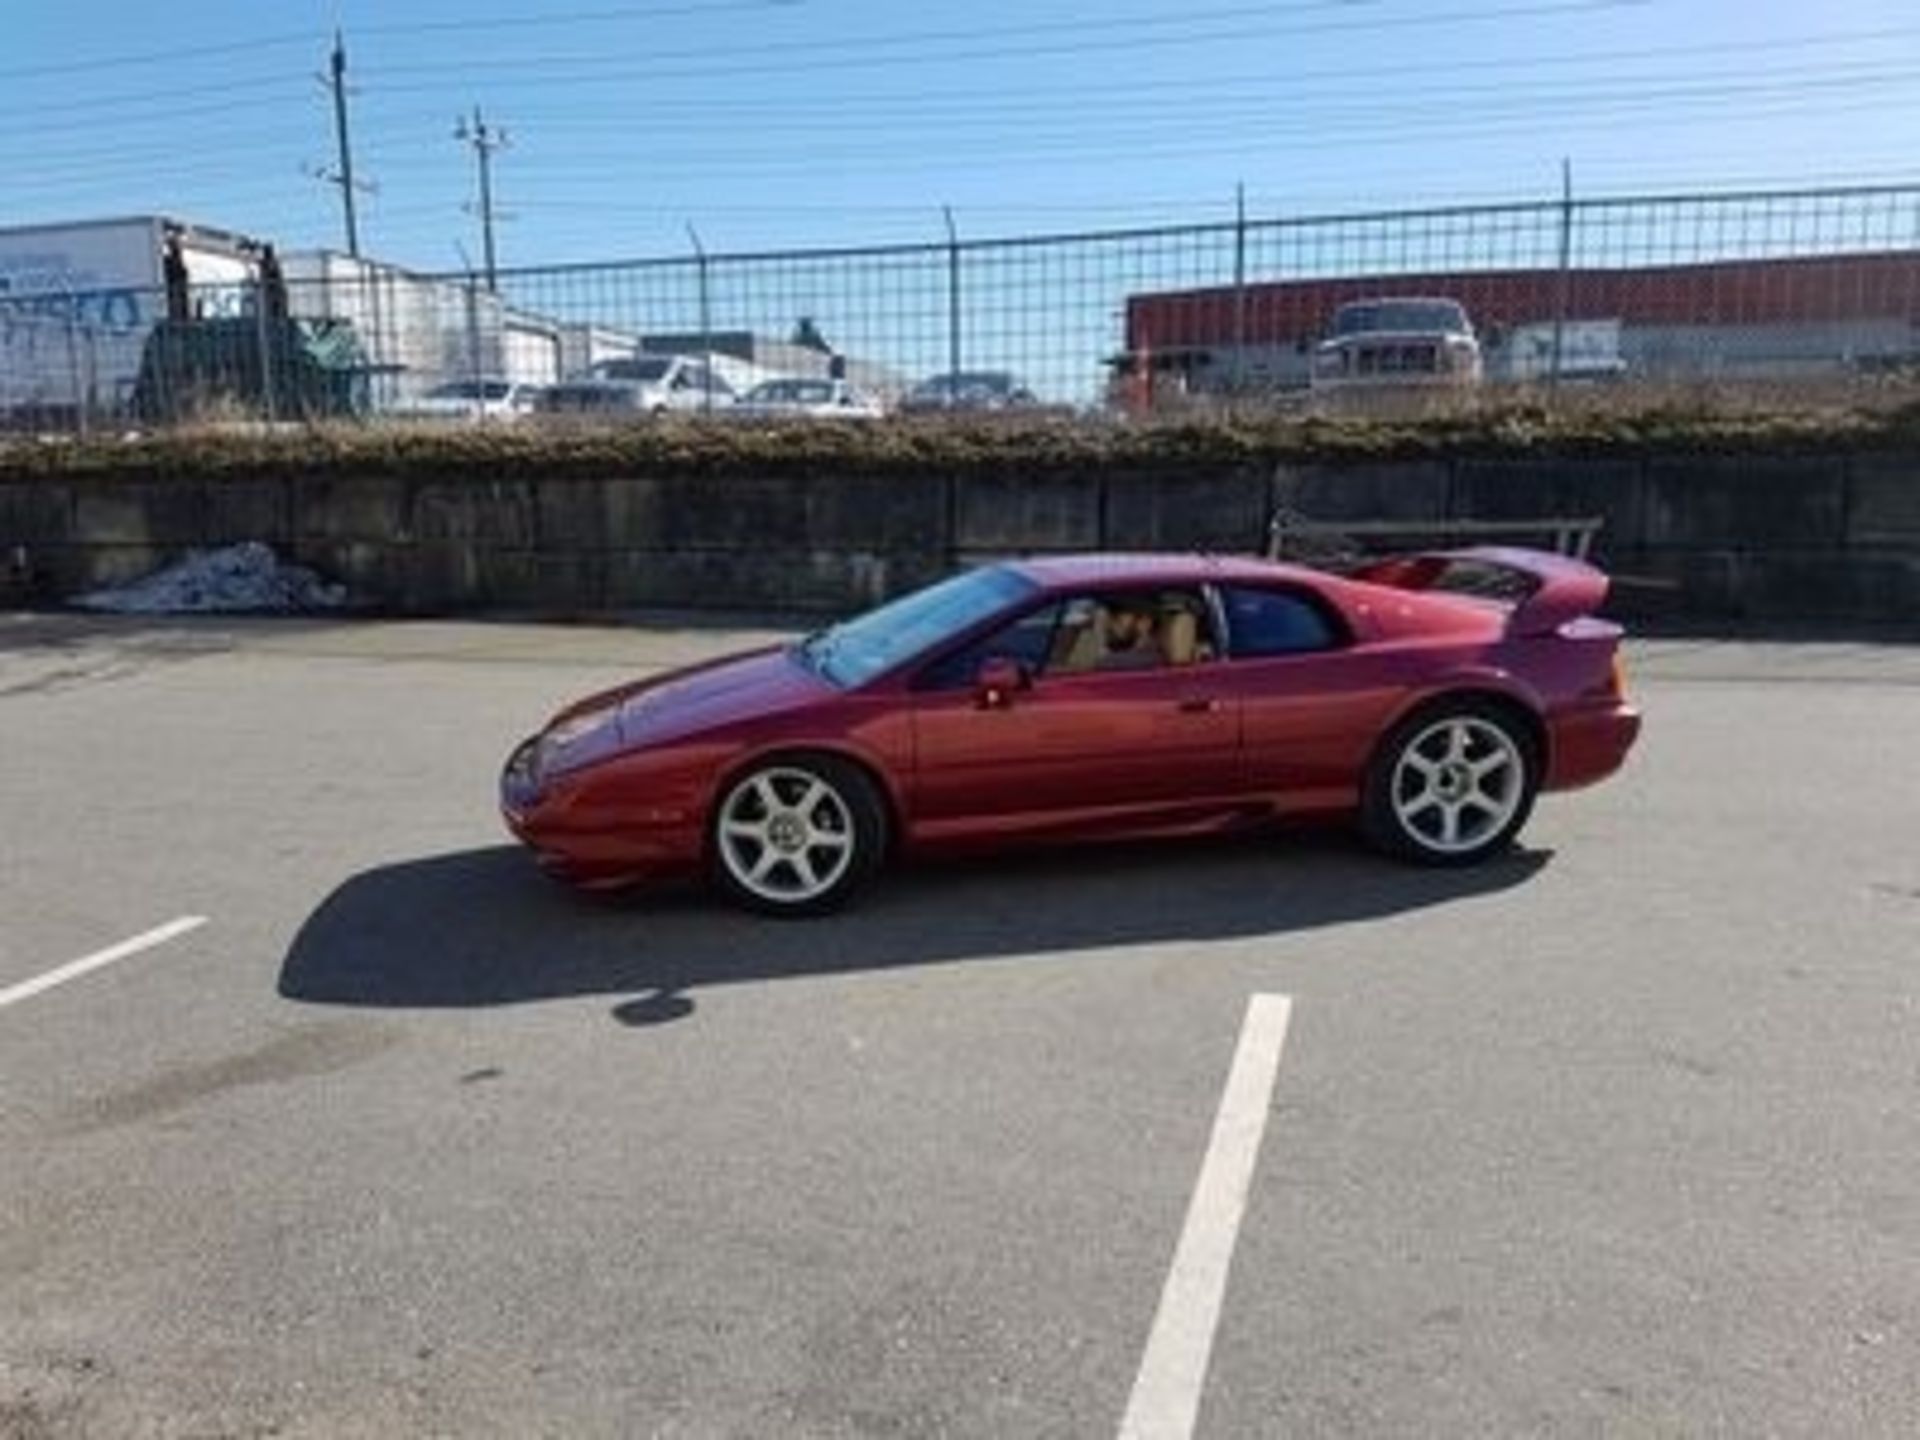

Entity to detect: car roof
[1005,552,1329,592]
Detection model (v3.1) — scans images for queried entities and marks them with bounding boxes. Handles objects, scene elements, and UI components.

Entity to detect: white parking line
[1119,992,1294,1440]
[0,917,207,1012]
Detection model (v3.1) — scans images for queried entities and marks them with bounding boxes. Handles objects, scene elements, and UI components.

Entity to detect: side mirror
[974,656,1031,709]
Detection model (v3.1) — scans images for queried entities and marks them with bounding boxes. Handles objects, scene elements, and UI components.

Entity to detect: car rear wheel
[711,757,885,915]
[1362,701,1538,865]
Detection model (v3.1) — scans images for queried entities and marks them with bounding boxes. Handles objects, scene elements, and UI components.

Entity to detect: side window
[914,603,1063,691]
[1220,586,1338,658]
[1048,588,1216,674]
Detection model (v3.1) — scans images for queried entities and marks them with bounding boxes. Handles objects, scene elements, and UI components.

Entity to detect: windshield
[911,371,1012,398]
[597,358,673,381]
[1332,300,1470,336]
[744,384,837,407]
[798,565,1036,689]
[748,380,834,405]
[426,380,511,400]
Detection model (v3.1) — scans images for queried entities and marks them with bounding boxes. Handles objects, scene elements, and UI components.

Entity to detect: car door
[907,588,1241,845]
[668,363,707,412]
[1216,582,1403,812]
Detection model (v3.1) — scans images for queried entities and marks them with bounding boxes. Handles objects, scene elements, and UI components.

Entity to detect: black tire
[709,754,888,916]
[1360,697,1540,866]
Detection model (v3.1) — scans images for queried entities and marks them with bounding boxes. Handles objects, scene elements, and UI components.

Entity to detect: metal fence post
[1550,158,1573,394]
[254,277,278,423]
[81,323,98,437]
[689,224,713,414]
[943,206,961,408]
[1231,182,1248,405]
[62,293,88,438]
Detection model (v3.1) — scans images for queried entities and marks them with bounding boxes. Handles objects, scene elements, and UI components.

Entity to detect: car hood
[1318,330,1471,348]
[619,645,829,743]
[735,402,854,417]
[399,398,482,415]
[549,644,828,749]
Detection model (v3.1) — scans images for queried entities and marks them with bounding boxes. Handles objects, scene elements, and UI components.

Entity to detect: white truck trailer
[0,216,259,421]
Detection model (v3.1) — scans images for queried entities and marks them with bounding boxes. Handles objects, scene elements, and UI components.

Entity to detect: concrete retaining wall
[5,451,1919,622]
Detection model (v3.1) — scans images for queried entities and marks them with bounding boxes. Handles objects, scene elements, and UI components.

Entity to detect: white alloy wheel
[1389,714,1527,857]
[716,765,859,907]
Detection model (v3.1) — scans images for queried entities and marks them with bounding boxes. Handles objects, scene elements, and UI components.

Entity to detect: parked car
[392,378,539,422]
[1311,298,1483,391]
[539,355,736,416]
[729,377,885,420]
[899,370,1040,413]
[501,547,1641,914]
[1499,319,1629,384]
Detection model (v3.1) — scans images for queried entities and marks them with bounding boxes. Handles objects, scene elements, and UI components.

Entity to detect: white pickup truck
[1311,297,1483,392]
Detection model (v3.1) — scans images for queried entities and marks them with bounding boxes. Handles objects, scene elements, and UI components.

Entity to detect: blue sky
[6,0,1920,269]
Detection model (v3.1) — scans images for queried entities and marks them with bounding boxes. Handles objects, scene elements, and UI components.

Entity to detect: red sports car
[501,549,1640,914]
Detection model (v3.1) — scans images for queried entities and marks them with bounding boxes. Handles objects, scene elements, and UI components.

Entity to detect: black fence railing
[6,180,1919,433]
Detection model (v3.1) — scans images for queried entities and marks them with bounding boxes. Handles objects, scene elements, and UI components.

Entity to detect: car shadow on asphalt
[276,833,1549,1027]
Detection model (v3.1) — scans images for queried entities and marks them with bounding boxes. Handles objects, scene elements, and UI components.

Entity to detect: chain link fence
[6,181,1920,433]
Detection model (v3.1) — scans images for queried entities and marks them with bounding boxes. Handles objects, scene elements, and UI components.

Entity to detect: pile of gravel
[73,542,348,614]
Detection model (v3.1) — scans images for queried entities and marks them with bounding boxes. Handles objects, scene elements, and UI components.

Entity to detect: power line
[354,0,796,40]
[6,62,1910,202]
[3,122,322,174]
[338,69,1920,177]
[0,72,303,125]
[362,0,1653,94]
[367,0,1394,76]
[342,58,1920,151]
[451,25,1920,125]
[0,0,784,83]
[6,45,1907,191]
[352,88,1920,185]
[10,16,1894,136]
[0,30,317,82]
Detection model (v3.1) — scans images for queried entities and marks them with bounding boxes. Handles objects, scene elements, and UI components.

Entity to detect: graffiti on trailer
[0,288,148,337]
[0,260,150,337]
[0,261,156,408]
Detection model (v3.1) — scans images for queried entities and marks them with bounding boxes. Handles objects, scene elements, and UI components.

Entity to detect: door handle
[1177,696,1221,714]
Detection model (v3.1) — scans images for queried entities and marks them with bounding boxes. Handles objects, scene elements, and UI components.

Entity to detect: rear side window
[1221,586,1338,658]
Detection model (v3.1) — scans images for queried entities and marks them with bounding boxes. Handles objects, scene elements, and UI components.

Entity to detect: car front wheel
[711,756,886,915]
[1362,701,1539,865]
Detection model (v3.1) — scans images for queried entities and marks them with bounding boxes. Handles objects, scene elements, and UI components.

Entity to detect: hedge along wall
[3,442,1919,621]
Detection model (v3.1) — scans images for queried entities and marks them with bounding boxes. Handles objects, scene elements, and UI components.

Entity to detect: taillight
[1582,651,1628,701]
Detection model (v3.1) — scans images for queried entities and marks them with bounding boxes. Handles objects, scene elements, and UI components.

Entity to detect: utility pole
[455,108,509,293]
[310,31,375,256]
[330,32,360,256]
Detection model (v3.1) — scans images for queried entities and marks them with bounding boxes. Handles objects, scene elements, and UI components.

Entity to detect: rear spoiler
[1346,546,1611,636]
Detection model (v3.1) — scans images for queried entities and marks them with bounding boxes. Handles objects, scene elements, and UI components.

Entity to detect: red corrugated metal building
[1121,250,1920,386]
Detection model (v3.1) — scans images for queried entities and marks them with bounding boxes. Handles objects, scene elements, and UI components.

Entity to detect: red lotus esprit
[501,548,1640,914]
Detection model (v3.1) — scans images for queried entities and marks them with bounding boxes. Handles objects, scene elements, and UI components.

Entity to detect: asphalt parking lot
[3,613,1918,1438]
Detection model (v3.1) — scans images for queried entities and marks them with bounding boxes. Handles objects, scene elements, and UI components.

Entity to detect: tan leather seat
[1055,607,1110,672]
[1160,609,1202,665]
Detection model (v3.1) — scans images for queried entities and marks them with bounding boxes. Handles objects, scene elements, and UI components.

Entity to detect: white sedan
[729,378,885,420]
[390,379,540,423]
